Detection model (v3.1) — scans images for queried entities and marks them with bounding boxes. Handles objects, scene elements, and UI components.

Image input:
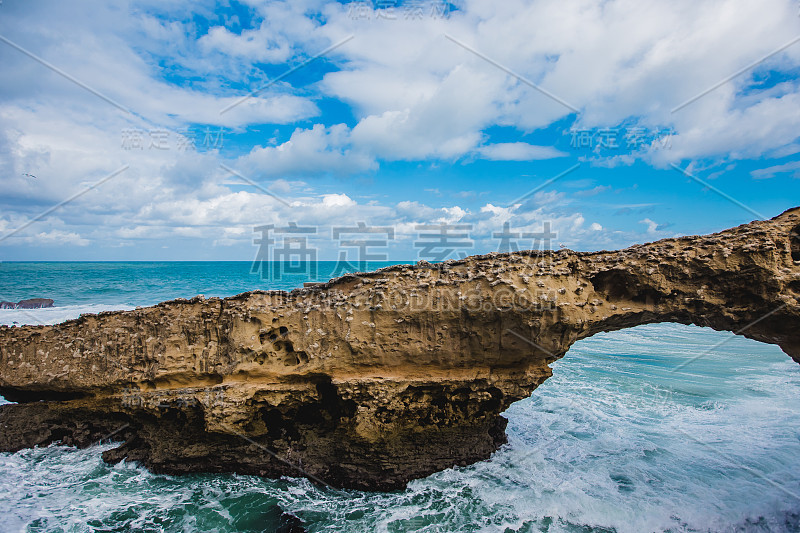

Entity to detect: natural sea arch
[0,208,798,491]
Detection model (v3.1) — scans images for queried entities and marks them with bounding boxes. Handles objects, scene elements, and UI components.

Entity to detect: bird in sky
[22,173,37,179]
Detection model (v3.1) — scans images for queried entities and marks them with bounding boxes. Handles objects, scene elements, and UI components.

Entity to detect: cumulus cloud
[313,0,800,166]
[0,0,795,259]
[238,124,376,178]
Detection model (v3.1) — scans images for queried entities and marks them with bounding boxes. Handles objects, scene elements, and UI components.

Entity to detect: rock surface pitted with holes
[1,208,799,490]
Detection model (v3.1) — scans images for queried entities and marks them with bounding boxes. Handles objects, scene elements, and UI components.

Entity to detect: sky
[0,0,799,261]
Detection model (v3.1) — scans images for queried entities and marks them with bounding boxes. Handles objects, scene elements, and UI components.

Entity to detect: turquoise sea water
[1,262,799,532]
[0,261,407,308]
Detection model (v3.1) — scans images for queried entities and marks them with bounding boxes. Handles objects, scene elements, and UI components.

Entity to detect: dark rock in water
[0,208,799,491]
[0,298,54,309]
[18,298,54,309]
[277,509,307,533]
[223,500,306,532]
[233,503,306,532]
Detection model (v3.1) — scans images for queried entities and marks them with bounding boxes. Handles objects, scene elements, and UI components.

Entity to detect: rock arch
[1,207,799,490]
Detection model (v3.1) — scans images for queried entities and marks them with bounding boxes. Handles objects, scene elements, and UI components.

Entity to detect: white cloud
[574,185,613,198]
[199,25,292,63]
[1,0,797,259]
[239,124,376,177]
[317,0,800,165]
[0,1,319,129]
[476,142,567,161]
[440,206,467,223]
[320,193,356,208]
[751,160,800,179]
[646,90,800,167]
[25,230,90,246]
[640,218,659,234]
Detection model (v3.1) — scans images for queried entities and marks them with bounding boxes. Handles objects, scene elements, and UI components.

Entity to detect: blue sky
[0,0,799,261]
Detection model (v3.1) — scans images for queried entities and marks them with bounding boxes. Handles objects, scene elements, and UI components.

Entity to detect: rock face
[1,208,799,491]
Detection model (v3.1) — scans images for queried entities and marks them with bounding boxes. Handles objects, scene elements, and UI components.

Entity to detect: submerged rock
[0,208,799,491]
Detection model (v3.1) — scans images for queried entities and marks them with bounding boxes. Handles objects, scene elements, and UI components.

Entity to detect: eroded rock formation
[1,208,799,490]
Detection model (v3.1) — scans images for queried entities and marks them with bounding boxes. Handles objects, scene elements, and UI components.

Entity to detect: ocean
[1,262,799,533]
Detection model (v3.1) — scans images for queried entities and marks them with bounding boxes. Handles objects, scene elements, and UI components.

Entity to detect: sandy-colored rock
[1,207,799,490]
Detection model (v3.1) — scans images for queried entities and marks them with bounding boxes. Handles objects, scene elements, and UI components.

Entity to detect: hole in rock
[498,323,800,519]
[791,224,800,262]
